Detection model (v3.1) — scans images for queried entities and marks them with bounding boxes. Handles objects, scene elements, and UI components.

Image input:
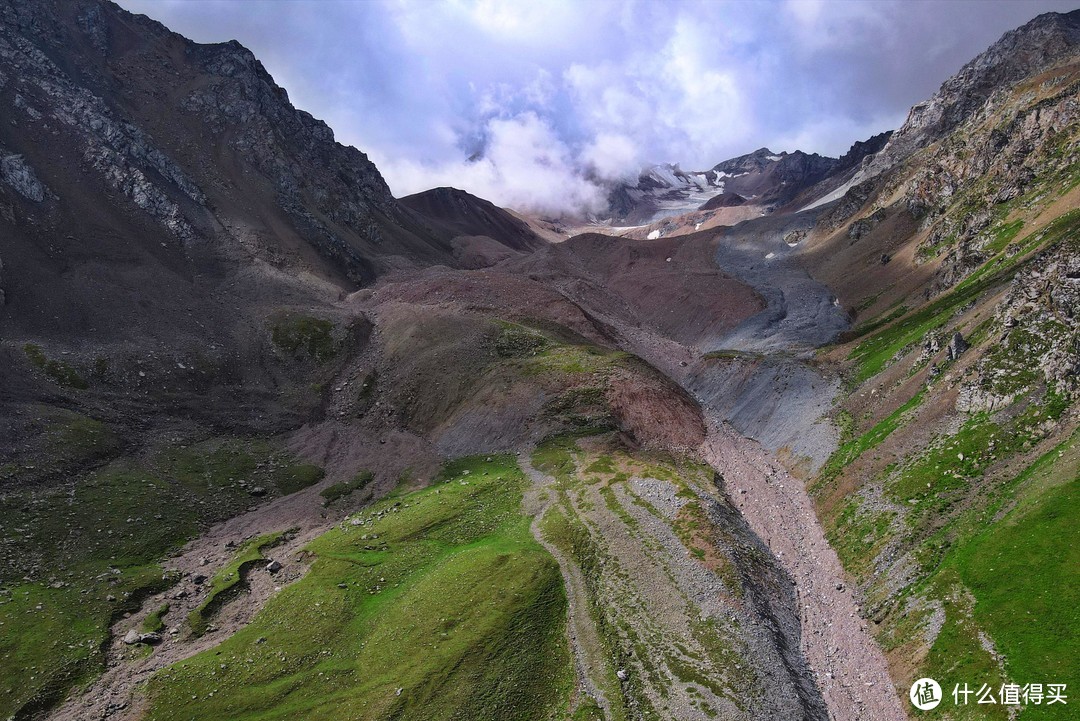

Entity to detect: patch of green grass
[848,209,1080,383]
[826,496,896,577]
[947,443,1079,696]
[158,438,323,497]
[42,409,122,468]
[320,470,375,505]
[984,218,1024,255]
[584,455,616,475]
[142,603,170,634]
[701,349,764,361]
[144,455,573,721]
[599,483,638,530]
[532,436,581,486]
[521,342,629,377]
[572,700,606,720]
[276,464,325,495]
[903,432,1080,717]
[23,343,88,389]
[813,389,926,495]
[270,314,339,362]
[188,532,286,636]
[494,323,549,358]
[0,437,322,720]
[918,571,1010,720]
[844,305,909,342]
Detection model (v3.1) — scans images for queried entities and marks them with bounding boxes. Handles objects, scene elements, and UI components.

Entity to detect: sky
[116,0,1078,214]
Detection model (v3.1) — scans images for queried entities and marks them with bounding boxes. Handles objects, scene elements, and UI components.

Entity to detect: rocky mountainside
[871,8,1080,170]
[0,0,538,344]
[790,9,1080,716]
[1,4,1078,721]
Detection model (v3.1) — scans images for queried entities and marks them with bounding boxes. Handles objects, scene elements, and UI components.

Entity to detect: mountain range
[1,2,1078,721]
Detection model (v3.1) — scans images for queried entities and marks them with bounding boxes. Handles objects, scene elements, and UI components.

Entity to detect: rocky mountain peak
[877,9,1080,165]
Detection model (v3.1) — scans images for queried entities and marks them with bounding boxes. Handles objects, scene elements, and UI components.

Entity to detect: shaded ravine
[696,211,904,719]
[700,423,906,721]
[673,234,906,720]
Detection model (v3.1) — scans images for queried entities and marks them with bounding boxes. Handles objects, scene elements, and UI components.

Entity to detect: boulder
[947,332,968,361]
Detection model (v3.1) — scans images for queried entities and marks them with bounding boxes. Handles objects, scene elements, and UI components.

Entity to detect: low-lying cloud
[119,0,1079,215]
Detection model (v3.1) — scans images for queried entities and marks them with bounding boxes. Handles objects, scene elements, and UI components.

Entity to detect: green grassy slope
[143,455,573,721]
[0,436,323,720]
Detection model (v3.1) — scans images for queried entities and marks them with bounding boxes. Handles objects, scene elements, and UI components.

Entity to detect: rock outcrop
[874,9,1080,169]
[0,152,45,202]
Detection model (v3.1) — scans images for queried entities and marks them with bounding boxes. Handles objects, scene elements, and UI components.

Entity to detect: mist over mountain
[115,0,1080,215]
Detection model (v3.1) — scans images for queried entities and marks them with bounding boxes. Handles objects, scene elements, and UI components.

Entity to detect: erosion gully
[612,217,907,721]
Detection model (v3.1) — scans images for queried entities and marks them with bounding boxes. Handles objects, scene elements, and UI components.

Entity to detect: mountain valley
[1,3,1078,721]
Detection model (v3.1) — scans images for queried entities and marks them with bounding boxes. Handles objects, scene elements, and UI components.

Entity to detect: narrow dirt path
[46,483,334,721]
[520,454,612,719]
[701,421,907,721]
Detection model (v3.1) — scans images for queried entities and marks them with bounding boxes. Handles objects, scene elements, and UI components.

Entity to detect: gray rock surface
[1,153,45,202]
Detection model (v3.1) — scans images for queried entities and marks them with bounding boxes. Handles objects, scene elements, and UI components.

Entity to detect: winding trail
[520,454,612,719]
[46,483,332,721]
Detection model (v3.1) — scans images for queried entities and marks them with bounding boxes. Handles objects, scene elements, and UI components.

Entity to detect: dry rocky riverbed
[701,421,907,721]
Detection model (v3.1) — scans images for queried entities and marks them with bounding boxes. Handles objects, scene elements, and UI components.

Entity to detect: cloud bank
[118,0,1079,214]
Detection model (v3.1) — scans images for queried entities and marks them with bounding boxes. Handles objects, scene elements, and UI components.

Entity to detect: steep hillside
[398,186,545,267]
[793,9,1080,717]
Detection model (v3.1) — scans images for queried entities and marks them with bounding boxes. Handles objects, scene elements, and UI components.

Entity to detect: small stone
[616,669,628,681]
[122,629,140,645]
[266,560,282,573]
[192,574,207,585]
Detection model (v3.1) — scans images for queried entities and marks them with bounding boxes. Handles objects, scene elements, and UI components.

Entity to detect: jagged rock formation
[833,130,892,174]
[0,150,46,201]
[0,0,541,343]
[872,9,1080,169]
[798,11,1080,717]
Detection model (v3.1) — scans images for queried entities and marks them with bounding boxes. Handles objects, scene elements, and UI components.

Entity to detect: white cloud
[117,0,1080,214]
[581,133,639,181]
[378,113,607,215]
